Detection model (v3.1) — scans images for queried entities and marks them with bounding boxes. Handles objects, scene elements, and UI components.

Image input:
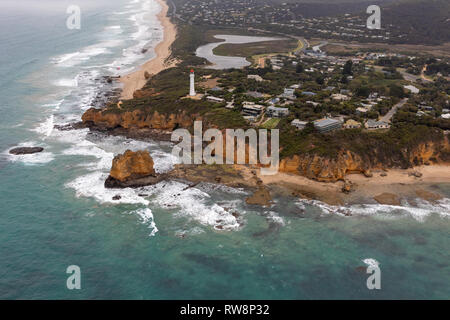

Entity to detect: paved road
[380,98,408,123]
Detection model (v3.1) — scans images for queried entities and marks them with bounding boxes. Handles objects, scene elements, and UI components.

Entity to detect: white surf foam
[141,180,243,231]
[32,115,54,138]
[296,197,450,222]
[132,208,158,236]
[266,211,286,226]
[54,78,79,87]
[363,258,380,268]
[66,171,149,205]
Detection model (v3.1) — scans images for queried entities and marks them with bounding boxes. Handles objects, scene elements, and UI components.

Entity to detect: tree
[343,60,353,76]
[296,63,304,74]
[316,76,325,85]
[389,84,405,98]
[355,86,370,98]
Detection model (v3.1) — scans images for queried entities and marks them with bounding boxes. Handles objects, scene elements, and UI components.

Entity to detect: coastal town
[171,0,447,45]
[2,0,450,302]
[183,46,449,138]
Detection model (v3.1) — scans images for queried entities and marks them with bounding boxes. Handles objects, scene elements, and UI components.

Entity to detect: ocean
[0,0,449,299]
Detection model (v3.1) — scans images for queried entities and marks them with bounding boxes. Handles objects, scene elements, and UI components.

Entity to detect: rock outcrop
[374,193,401,206]
[105,150,164,188]
[245,186,272,206]
[9,147,44,155]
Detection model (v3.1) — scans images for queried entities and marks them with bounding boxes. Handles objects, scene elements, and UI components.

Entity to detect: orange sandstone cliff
[82,108,195,131]
[279,138,450,182]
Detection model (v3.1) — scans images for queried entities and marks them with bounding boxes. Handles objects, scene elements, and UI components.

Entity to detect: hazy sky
[0,0,115,14]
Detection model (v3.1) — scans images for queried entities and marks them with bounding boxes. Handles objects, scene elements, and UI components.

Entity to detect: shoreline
[256,165,450,206]
[119,0,177,100]
[168,162,450,206]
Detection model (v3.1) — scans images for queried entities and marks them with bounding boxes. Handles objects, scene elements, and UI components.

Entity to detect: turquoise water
[0,0,449,300]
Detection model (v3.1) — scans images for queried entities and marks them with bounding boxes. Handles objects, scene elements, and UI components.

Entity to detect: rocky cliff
[105,150,165,188]
[82,108,195,131]
[279,137,450,182]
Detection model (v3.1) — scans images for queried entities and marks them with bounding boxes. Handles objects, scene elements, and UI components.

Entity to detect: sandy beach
[254,165,450,205]
[120,0,177,100]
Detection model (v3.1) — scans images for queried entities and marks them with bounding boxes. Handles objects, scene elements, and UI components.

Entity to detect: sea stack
[105,150,164,188]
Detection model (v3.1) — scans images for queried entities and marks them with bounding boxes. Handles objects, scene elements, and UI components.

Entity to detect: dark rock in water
[9,147,44,155]
[54,122,87,131]
[141,48,148,54]
[355,266,366,273]
[112,195,122,201]
[105,174,166,189]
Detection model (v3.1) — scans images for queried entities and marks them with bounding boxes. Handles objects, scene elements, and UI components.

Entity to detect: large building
[313,118,342,133]
[242,102,265,116]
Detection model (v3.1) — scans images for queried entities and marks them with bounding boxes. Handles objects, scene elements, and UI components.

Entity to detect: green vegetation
[261,118,280,129]
[279,121,446,167]
[213,39,298,59]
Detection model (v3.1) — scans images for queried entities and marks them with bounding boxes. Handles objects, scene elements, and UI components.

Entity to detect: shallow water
[0,0,449,300]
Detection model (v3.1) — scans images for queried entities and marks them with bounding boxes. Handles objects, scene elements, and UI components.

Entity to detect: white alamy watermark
[171,121,279,175]
[66,5,81,30]
[364,259,381,290]
[367,5,381,30]
[66,265,81,290]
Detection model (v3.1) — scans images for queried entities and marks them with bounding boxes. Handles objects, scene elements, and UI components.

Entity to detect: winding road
[380,98,408,123]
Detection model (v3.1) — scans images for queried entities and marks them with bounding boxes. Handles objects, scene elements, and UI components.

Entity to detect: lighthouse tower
[189,69,196,96]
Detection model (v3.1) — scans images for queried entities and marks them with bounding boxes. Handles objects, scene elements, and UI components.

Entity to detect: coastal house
[266,106,290,118]
[291,119,308,130]
[306,101,320,107]
[416,111,426,117]
[266,97,280,105]
[404,85,419,94]
[331,93,350,101]
[356,107,368,114]
[245,91,264,99]
[247,75,264,82]
[242,102,265,117]
[206,96,225,103]
[343,119,361,129]
[365,119,390,130]
[441,113,450,119]
[279,88,296,100]
[301,91,317,97]
[313,118,342,133]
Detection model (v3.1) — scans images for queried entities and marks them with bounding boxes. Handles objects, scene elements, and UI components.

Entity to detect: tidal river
[196,34,282,69]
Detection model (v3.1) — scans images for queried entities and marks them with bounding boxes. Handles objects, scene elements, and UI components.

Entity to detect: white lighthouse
[189,69,196,96]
